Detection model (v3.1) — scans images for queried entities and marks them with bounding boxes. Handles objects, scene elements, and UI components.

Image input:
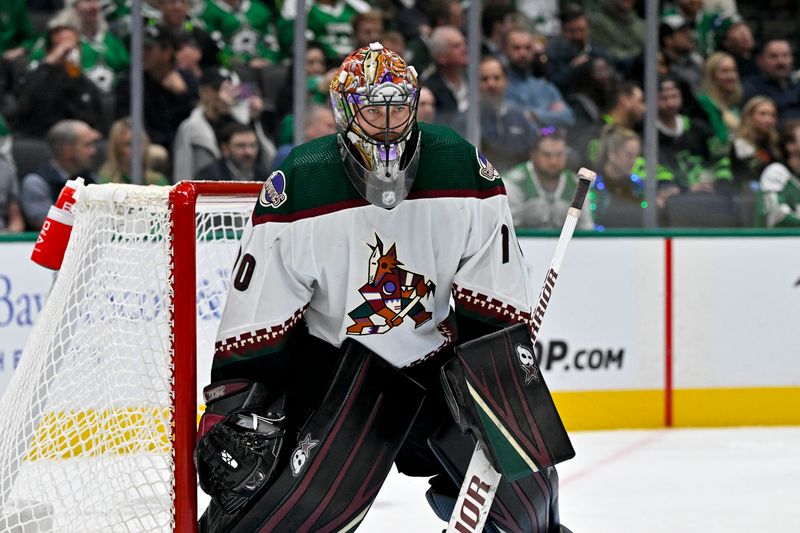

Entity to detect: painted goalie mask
[330,42,421,209]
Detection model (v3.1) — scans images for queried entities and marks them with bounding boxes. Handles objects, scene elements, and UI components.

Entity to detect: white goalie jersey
[213,124,535,371]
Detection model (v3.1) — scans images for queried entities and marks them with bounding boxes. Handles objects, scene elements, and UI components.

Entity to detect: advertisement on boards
[0,242,55,392]
[519,238,666,392]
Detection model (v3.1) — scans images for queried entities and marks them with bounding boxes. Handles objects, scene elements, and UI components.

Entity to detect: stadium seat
[663,192,738,228]
[12,137,53,179]
[256,64,289,112]
[734,190,759,227]
[90,138,107,174]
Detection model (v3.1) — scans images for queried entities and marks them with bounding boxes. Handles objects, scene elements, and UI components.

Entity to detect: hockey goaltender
[194,43,575,533]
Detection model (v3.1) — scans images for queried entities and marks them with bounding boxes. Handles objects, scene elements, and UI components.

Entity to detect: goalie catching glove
[195,380,286,516]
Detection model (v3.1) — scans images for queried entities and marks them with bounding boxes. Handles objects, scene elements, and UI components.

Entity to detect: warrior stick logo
[515,343,540,385]
[259,171,287,208]
[290,434,319,477]
[530,268,558,337]
[453,475,493,532]
[346,234,435,335]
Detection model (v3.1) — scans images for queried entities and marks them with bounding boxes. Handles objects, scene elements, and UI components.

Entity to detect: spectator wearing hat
[29,0,130,94]
[712,14,757,79]
[545,2,614,94]
[194,122,270,181]
[659,14,704,100]
[742,39,800,123]
[115,24,197,149]
[172,68,275,181]
[661,0,721,57]
[15,25,105,137]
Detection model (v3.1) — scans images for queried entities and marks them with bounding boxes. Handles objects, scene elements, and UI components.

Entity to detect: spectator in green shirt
[29,0,130,93]
[0,0,35,61]
[759,119,800,227]
[201,0,282,68]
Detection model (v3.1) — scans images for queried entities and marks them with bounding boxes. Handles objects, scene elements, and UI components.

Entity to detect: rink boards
[1,231,799,431]
[518,231,800,429]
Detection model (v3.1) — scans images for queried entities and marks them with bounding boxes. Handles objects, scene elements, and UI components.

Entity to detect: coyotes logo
[346,235,435,335]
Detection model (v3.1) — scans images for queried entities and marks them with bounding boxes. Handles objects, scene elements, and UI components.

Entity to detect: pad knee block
[202,341,426,533]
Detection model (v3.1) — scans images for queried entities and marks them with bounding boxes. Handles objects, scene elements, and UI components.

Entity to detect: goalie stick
[445,167,596,533]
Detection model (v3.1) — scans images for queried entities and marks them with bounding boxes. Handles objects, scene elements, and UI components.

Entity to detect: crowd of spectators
[1,0,800,232]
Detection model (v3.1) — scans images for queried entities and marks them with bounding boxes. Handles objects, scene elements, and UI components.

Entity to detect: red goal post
[171,182,262,532]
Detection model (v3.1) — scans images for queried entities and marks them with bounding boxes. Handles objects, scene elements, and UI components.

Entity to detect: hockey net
[0,182,262,532]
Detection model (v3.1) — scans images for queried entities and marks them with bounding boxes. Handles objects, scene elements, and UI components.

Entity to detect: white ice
[360,426,800,532]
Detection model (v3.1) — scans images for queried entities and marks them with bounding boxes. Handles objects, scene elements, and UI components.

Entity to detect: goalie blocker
[432,322,575,532]
[198,341,426,532]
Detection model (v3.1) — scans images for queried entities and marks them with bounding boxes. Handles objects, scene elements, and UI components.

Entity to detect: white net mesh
[0,183,257,532]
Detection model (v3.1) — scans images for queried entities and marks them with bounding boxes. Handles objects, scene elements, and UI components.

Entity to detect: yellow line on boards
[554,387,800,431]
[673,387,800,427]
[22,387,800,460]
[554,390,665,431]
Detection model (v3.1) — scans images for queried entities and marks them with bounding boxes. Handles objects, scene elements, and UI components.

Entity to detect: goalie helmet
[330,42,421,209]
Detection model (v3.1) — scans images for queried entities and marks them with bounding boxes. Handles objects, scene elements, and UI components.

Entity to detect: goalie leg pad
[429,423,562,533]
[203,341,426,533]
[441,322,575,481]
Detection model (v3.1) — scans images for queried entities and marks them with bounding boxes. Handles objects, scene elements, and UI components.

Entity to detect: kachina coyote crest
[346,235,435,335]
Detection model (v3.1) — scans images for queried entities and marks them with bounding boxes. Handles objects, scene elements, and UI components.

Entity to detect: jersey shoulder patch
[258,170,288,209]
[252,134,364,224]
[476,148,500,181]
